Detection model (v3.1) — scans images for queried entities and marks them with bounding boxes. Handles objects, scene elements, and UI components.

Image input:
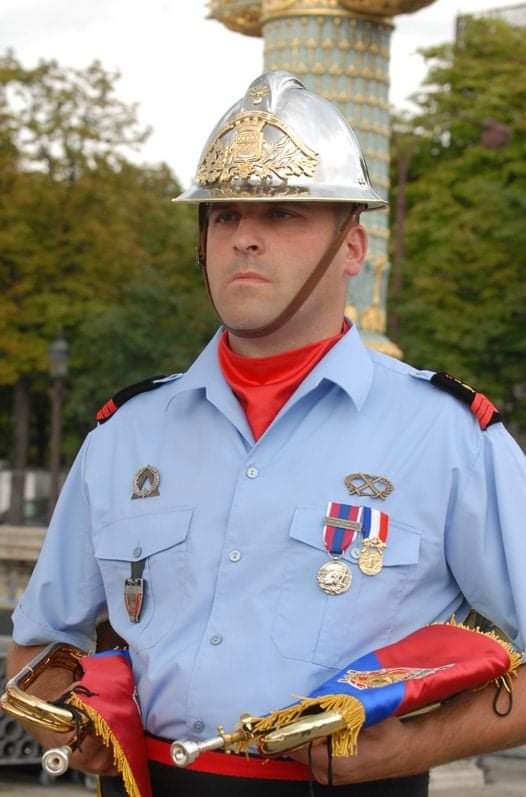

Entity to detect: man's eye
[268,207,295,219]
[212,211,238,224]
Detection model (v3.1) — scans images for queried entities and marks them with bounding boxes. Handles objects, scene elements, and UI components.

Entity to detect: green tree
[63,163,216,455]
[0,54,208,520]
[0,53,151,384]
[388,17,526,432]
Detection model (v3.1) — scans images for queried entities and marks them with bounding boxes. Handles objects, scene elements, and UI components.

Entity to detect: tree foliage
[0,53,215,467]
[388,17,526,430]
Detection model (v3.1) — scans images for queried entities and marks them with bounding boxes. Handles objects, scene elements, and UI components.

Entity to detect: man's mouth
[230,271,271,284]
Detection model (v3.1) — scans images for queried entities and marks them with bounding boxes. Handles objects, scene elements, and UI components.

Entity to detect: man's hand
[290,666,526,785]
[65,733,118,776]
[289,716,420,785]
[9,709,118,777]
[6,643,117,776]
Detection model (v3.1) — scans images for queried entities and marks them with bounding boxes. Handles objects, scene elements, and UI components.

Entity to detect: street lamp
[48,334,69,520]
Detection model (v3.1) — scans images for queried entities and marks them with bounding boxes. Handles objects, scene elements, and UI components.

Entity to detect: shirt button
[351,548,361,560]
[193,720,205,733]
[210,634,223,646]
[229,550,241,563]
[246,465,259,479]
[132,546,143,559]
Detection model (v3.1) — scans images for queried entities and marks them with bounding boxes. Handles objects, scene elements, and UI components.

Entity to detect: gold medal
[316,559,352,595]
[358,540,385,576]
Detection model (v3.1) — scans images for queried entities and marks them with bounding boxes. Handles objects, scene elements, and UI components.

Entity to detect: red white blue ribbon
[323,503,362,556]
[360,506,389,544]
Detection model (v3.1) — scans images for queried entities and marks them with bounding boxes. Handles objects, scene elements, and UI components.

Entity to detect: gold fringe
[237,694,365,758]
[68,695,142,797]
[240,622,522,763]
[446,618,523,677]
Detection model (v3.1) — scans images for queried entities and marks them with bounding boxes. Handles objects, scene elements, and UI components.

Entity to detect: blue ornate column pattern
[208,0,436,357]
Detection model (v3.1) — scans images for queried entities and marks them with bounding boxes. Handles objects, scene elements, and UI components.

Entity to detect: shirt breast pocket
[271,507,422,669]
[93,508,193,651]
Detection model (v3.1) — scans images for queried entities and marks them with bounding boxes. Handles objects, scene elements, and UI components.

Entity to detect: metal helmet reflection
[175,71,386,210]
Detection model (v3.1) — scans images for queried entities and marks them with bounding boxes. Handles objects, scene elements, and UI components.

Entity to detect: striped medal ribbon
[317,503,362,595]
[358,506,389,576]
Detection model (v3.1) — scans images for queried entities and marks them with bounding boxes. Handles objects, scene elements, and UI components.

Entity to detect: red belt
[146,736,311,781]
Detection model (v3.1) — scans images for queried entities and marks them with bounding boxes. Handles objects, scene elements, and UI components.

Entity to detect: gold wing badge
[196,111,319,188]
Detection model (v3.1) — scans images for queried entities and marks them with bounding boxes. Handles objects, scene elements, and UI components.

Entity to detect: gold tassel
[240,622,522,762]
[68,695,142,797]
[237,693,365,758]
[446,618,523,679]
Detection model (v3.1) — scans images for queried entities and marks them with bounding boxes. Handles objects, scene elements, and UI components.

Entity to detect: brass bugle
[171,726,248,767]
[1,643,89,775]
[0,642,87,733]
[258,710,346,755]
[170,709,346,767]
[41,744,74,776]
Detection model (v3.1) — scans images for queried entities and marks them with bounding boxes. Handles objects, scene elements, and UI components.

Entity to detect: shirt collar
[163,322,374,412]
[288,322,374,411]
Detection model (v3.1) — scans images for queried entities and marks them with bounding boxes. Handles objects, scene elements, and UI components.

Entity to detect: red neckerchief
[218,322,350,440]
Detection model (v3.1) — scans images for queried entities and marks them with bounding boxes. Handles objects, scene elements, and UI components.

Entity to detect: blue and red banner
[247,623,522,757]
[310,623,518,727]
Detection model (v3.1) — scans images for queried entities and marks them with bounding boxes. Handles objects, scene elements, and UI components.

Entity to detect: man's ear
[343,224,368,278]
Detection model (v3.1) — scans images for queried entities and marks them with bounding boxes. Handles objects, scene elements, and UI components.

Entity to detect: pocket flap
[289,507,421,566]
[94,509,193,561]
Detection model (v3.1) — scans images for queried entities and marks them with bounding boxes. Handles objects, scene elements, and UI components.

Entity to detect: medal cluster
[317,502,389,595]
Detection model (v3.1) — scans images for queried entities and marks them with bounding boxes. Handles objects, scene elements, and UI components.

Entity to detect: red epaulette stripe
[145,737,311,781]
[96,398,118,422]
[471,392,497,431]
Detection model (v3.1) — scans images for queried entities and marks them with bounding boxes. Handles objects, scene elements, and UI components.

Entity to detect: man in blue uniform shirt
[7,72,526,796]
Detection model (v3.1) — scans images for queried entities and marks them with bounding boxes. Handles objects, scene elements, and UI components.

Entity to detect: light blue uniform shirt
[13,325,526,741]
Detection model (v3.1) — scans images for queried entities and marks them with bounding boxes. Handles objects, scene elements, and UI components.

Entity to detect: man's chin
[215,299,281,332]
[221,315,275,331]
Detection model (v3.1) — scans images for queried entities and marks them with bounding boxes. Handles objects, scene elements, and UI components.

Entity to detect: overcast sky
[1,0,517,186]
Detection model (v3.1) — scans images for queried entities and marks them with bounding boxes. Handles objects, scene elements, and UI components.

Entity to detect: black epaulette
[96,375,167,424]
[430,372,503,431]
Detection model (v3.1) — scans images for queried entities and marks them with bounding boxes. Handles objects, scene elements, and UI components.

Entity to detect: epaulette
[96,375,167,424]
[430,372,503,431]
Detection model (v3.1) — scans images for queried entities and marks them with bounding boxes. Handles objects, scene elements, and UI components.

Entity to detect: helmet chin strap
[197,205,360,339]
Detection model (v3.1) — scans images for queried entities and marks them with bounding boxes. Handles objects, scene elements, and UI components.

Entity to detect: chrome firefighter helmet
[175,71,386,210]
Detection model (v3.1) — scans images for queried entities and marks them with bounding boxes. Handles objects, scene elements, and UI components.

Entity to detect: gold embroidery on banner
[337,663,454,690]
[197,111,319,187]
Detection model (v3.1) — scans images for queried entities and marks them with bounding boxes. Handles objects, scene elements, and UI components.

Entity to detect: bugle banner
[236,622,522,758]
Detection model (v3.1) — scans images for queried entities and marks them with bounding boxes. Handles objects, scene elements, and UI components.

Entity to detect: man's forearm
[292,664,526,784]
[403,663,526,769]
[5,642,116,775]
[5,642,77,748]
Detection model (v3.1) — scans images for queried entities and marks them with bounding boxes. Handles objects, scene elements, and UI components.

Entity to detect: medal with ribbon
[317,503,362,595]
[357,507,389,576]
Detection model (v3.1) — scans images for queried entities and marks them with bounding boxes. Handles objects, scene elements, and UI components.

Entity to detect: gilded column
[208,0,436,358]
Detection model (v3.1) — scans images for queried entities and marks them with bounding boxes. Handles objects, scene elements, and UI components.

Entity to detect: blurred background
[0,0,524,789]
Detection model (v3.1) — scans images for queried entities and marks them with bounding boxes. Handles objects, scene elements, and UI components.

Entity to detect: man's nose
[233,217,264,255]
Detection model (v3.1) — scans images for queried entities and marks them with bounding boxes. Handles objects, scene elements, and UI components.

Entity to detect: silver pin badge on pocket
[132,465,160,499]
